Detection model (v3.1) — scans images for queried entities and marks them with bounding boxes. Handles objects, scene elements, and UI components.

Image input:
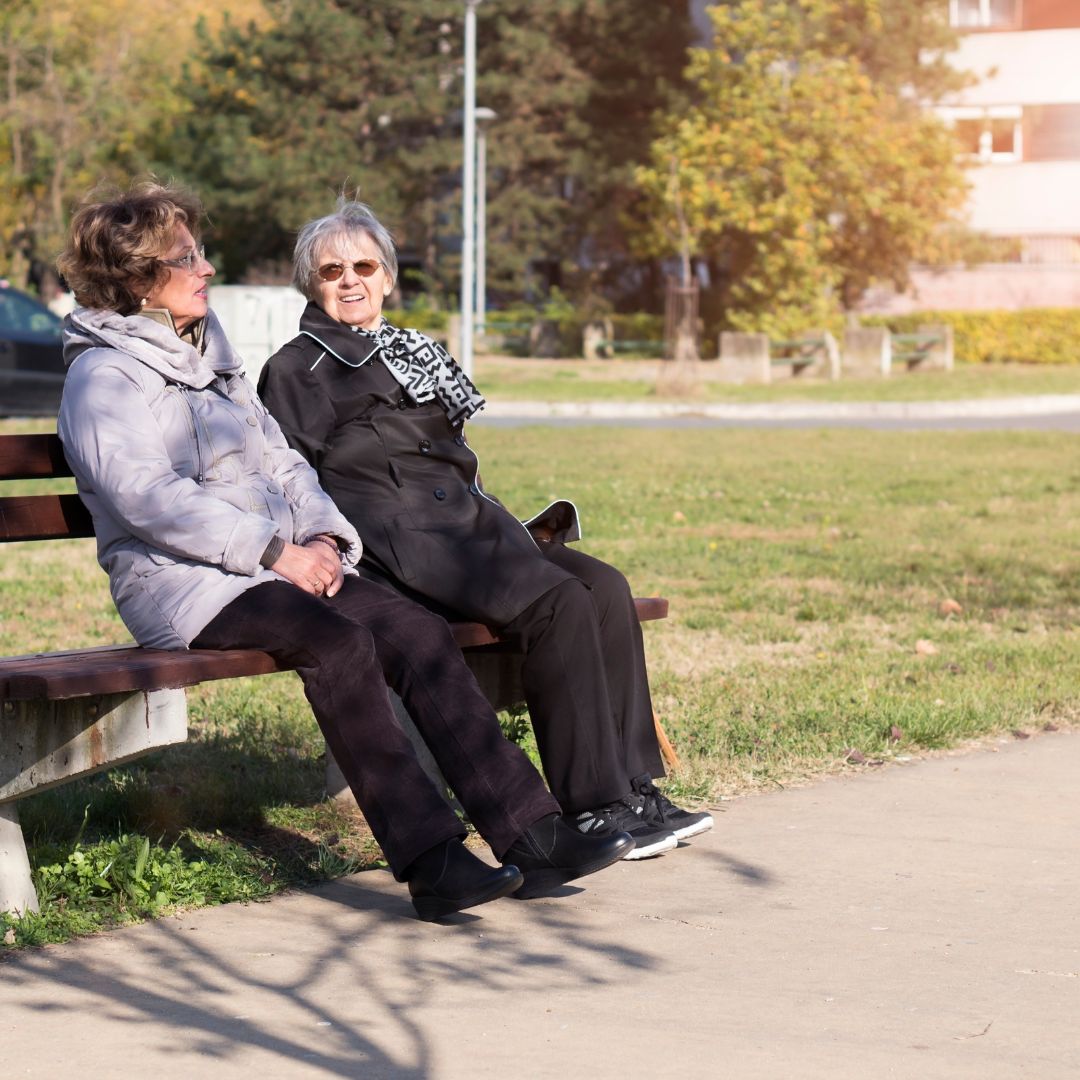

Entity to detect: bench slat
[0,598,669,701]
[0,493,94,542]
[0,645,283,700]
[0,434,73,481]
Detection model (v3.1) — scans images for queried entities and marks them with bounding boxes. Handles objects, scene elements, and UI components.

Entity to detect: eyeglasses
[316,259,382,282]
[159,245,207,273]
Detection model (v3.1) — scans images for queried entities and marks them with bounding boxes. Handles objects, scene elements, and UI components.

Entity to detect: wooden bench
[769,334,840,380]
[890,326,954,372]
[594,339,665,359]
[0,432,673,915]
[719,330,839,383]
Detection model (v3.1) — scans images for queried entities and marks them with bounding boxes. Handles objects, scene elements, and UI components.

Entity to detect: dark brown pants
[501,543,665,813]
[193,575,558,879]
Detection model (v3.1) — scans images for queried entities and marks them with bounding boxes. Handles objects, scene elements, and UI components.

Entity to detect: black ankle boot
[501,813,634,900]
[407,838,524,921]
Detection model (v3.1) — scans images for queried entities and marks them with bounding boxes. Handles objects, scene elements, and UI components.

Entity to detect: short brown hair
[57,179,204,314]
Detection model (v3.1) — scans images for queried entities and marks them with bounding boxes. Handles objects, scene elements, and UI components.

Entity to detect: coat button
[454,435,465,446]
[419,439,432,454]
[266,485,279,495]
[246,416,258,426]
[397,399,408,410]
[433,488,447,501]
[468,482,480,495]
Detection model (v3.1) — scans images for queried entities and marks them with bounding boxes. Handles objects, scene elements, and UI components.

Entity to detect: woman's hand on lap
[272,541,344,597]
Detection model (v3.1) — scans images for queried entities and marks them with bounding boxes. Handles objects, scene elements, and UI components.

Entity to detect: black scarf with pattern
[354,320,486,426]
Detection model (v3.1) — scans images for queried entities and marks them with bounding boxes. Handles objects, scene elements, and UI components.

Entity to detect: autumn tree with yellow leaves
[632,0,969,336]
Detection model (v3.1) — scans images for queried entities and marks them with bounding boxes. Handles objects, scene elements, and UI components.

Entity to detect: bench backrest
[0,433,92,543]
[0,430,668,716]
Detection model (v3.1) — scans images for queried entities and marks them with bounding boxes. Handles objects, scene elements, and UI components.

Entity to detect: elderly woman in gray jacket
[55,180,630,921]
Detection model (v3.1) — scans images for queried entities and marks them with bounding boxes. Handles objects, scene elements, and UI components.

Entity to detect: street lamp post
[474,106,496,336]
[460,0,481,377]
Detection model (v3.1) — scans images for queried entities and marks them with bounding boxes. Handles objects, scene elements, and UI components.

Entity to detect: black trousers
[193,576,558,879]
[500,543,665,813]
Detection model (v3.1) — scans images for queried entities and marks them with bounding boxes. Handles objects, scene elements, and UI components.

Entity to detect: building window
[946,108,1023,162]
[950,0,1020,28]
[1025,104,1080,162]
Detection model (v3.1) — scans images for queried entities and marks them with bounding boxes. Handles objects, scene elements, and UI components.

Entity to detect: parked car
[0,282,66,416]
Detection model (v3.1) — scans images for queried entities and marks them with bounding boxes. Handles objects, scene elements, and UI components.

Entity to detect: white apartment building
[864,0,1080,311]
[689,1,1080,309]
[936,0,1080,263]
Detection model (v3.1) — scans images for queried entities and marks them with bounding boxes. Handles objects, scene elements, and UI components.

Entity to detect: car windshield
[0,286,63,344]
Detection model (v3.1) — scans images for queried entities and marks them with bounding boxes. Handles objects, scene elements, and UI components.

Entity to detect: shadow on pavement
[0,866,670,1078]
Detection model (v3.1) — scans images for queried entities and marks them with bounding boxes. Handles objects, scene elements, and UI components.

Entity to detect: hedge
[861,309,1080,365]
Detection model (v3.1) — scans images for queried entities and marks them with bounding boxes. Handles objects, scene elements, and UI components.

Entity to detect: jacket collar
[63,306,242,389]
[297,302,381,368]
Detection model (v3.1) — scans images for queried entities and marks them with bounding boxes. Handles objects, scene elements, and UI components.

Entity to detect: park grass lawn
[3,419,1079,944]
[474,355,1080,404]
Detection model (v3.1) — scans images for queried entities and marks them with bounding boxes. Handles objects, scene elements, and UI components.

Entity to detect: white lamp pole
[460,0,481,377]
[474,106,496,335]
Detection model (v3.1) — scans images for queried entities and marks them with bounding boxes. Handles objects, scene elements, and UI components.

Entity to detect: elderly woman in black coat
[259,201,712,859]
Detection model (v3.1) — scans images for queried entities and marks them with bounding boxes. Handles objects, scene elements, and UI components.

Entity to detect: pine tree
[168,1,695,303]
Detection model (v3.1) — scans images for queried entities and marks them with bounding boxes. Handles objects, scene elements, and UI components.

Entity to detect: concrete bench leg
[0,801,38,915]
[843,327,892,377]
[0,689,188,916]
[718,332,771,383]
[0,690,188,803]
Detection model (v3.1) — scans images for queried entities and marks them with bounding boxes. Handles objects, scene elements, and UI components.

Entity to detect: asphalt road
[475,395,1080,431]
[478,411,1080,430]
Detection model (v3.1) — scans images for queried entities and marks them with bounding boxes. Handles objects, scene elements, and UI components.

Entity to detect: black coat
[258,304,577,626]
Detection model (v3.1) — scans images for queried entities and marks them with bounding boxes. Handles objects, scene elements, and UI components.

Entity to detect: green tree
[631,0,968,335]
[169,1,696,303]
[558,0,696,307]
[0,0,262,290]
[167,1,462,286]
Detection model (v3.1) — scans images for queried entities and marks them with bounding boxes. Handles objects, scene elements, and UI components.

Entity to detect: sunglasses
[317,259,383,282]
[159,245,206,273]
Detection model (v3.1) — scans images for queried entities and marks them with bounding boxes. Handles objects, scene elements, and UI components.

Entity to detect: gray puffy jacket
[58,307,362,649]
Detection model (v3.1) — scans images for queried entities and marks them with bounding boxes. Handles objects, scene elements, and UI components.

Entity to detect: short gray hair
[292,199,399,300]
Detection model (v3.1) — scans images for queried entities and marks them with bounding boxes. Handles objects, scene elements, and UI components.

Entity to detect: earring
[140,297,148,306]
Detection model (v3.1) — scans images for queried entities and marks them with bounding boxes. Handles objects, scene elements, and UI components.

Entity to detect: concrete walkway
[2,731,1077,1079]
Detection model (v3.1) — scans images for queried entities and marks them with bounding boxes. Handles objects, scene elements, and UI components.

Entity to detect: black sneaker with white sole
[568,794,677,860]
[632,774,714,840]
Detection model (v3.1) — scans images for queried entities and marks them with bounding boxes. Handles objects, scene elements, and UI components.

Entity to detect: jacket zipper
[180,387,206,485]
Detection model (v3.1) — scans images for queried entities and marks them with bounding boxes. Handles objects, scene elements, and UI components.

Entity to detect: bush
[483,290,586,357]
[609,313,665,357]
[862,309,1080,365]
[384,298,448,335]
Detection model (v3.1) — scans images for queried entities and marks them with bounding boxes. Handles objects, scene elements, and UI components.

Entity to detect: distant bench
[891,332,947,369]
[592,339,665,358]
[0,432,674,916]
[718,326,953,382]
[719,331,840,383]
[769,335,841,378]
[842,325,954,377]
